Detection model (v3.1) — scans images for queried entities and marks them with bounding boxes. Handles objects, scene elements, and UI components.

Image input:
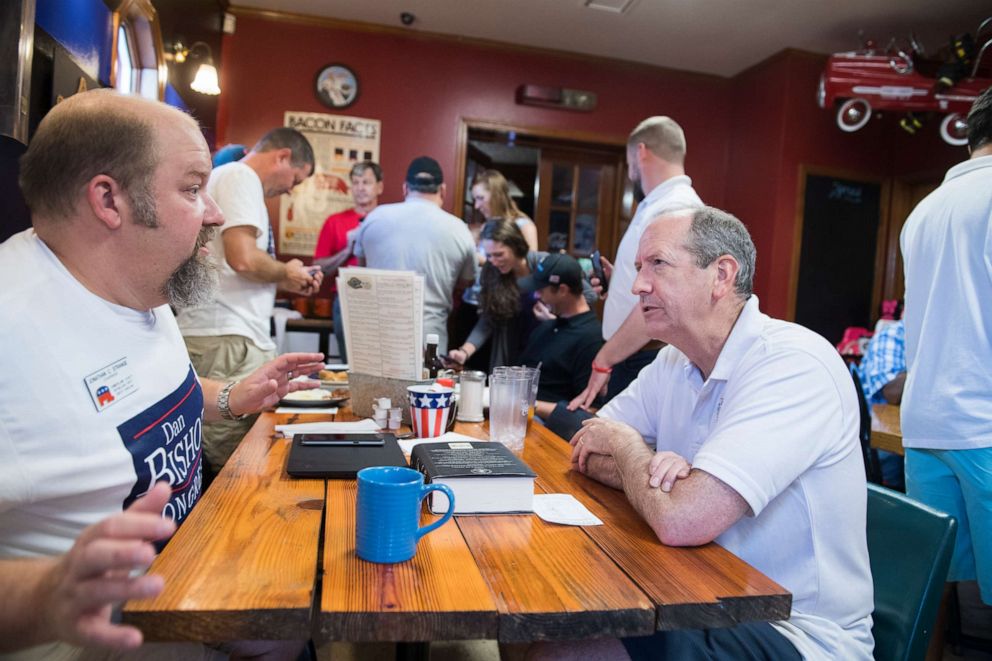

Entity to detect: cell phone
[298,433,385,447]
[591,250,609,293]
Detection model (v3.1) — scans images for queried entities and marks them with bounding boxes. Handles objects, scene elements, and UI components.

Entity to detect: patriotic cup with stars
[407,384,455,438]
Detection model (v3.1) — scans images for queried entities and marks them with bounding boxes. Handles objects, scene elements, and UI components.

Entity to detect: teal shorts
[905,447,992,605]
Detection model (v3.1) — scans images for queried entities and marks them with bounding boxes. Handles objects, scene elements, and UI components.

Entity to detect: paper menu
[337,267,424,380]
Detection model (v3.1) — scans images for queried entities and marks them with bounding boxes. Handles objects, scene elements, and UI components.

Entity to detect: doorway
[455,121,631,262]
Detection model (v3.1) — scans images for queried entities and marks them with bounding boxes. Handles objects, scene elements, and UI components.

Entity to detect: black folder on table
[286,433,408,479]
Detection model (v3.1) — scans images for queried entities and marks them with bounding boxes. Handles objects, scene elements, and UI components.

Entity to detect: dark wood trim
[227,5,729,84]
[453,117,628,233]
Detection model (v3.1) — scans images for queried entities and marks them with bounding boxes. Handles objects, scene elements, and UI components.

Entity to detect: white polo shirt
[900,155,992,450]
[602,175,702,339]
[600,296,874,660]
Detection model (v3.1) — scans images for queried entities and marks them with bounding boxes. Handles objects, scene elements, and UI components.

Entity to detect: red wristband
[591,361,613,374]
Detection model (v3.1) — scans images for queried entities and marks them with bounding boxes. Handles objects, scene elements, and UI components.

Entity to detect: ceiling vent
[583,0,638,14]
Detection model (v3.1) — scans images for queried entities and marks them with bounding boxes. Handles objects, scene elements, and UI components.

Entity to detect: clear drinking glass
[488,371,531,454]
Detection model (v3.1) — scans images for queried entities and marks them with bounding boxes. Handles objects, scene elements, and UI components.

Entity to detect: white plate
[324,363,349,371]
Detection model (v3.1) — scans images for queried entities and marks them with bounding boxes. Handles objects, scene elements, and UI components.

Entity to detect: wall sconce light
[170,40,220,95]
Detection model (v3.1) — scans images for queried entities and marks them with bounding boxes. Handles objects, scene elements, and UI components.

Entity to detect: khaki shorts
[184,335,275,470]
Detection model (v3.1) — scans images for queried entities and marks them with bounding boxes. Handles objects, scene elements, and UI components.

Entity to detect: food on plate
[283,389,334,402]
[318,369,348,382]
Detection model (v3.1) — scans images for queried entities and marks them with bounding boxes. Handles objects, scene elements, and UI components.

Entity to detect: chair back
[850,364,884,484]
[867,483,957,661]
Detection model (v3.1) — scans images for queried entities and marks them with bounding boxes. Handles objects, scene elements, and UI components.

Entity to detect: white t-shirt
[899,155,992,450]
[354,198,477,352]
[600,297,874,660]
[0,231,205,562]
[602,175,702,339]
[177,161,277,351]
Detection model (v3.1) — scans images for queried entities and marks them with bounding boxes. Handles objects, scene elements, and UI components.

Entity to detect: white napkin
[533,494,603,526]
[275,419,380,438]
[274,406,339,414]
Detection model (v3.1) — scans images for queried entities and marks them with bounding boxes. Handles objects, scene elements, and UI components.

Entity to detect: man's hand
[589,255,614,301]
[532,300,556,322]
[37,482,175,650]
[279,259,321,295]
[648,451,691,492]
[228,352,325,416]
[446,342,475,367]
[568,369,609,411]
[569,417,640,473]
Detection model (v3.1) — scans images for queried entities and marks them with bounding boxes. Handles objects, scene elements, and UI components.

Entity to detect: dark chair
[867,483,957,661]
[850,364,884,484]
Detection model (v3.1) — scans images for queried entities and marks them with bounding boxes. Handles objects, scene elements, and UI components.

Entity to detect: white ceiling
[232,0,988,77]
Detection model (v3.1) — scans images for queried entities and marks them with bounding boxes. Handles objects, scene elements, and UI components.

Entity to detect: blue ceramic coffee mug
[355,466,456,563]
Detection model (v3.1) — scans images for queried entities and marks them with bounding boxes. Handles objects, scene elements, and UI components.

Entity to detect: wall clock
[314,64,359,109]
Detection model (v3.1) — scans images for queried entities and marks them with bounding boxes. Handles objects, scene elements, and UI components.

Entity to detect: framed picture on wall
[314,64,359,109]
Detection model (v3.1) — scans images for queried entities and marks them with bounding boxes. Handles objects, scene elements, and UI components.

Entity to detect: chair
[867,483,957,661]
[850,364,885,484]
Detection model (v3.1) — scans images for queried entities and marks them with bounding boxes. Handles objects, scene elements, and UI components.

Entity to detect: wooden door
[535,149,622,260]
[878,179,939,304]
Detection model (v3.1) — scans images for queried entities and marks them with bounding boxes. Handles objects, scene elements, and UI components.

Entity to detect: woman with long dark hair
[449,219,595,370]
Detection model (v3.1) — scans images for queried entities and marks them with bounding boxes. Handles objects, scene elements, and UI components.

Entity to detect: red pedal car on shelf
[818,17,992,145]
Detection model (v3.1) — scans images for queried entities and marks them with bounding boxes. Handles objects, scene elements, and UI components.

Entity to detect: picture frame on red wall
[314,64,359,109]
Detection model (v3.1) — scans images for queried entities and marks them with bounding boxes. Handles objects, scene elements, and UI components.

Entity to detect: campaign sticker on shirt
[84,356,139,412]
[118,366,204,532]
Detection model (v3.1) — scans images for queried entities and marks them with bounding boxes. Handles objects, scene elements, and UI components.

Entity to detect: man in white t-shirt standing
[900,87,992,606]
[1,90,323,659]
[177,128,322,475]
[570,116,702,410]
[534,207,874,661]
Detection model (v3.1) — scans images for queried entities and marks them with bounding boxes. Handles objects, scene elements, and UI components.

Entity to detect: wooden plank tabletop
[450,423,655,643]
[122,414,325,642]
[870,404,903,456]
[519,424,792,631]
[316,479,499,644]
[123,408,791,644]
[317,418,654,644]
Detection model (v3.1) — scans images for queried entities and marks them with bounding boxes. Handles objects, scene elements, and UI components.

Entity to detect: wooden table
[871,404,903,456]
[123,410,791,645]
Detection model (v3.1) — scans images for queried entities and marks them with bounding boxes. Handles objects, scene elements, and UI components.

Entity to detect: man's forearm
[231,248,287,284]
[597,306,652,367]
[610,439,748,546]
[0,557,56,651]
[312,245,353,274]
[584,454,625,489]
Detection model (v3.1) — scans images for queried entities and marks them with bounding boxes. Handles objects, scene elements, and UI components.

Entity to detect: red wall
[722,50,968,317]
[217,15,731,218]
[218,15,970,320]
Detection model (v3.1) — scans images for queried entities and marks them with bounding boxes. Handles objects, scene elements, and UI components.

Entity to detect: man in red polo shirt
[313,160,383,361]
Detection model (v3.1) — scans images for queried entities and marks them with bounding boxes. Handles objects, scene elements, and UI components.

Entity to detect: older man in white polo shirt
[535,206,874,661]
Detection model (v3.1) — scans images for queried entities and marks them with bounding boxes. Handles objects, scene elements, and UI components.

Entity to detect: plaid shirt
[857,320,905,404]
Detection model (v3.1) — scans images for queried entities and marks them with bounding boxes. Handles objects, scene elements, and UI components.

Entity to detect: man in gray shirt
[353,156,477,352]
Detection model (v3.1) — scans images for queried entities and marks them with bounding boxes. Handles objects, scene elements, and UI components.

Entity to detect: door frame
[453,117,628,241]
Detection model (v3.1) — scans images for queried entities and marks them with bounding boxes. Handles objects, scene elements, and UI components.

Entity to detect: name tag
[84,357,139,412]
